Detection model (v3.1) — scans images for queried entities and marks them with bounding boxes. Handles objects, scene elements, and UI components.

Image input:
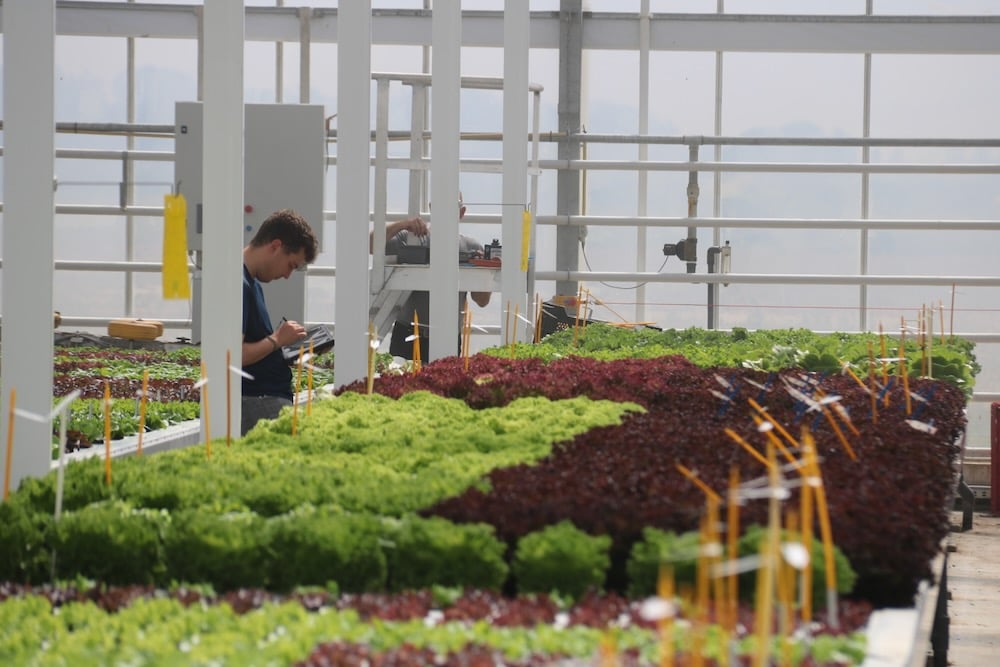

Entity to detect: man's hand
[371,216,430,253]
[273,319,306,347]
[397,215,429,238]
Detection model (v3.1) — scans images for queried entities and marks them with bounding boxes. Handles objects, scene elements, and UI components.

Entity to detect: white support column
[429,3,461,360]
[502,0,530,342]
[334,1,372,388]
[1,0,56,492]
[201,0,245,440]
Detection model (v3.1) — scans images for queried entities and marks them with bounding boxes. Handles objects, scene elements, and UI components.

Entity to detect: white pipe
[333,0,372,388]
[534,271,1000,288]
[1,0,57,491]
[428,3,462,359]
[201,0,245,440]
[636,0,650,324]
[502,0,530,342]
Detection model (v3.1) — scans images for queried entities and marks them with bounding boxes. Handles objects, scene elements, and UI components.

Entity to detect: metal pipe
[534,270,1000,288]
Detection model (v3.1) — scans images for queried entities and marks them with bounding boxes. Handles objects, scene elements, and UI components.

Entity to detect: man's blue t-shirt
[242,265,293,399]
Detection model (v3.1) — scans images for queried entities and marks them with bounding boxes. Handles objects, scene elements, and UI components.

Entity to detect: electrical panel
[174,102,326,339]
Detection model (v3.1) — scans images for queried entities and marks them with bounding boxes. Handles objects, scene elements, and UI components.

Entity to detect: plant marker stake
[726,466,740,636]
[656,563,675,667]
[919,306,928,378]
[505,300,514,348]
[751,439,781,667]
[816,396,858,461]
[572,286,583,348]
[777,510,798,667]
[367,320,378,396]
[879,323,889,406]
[307,340,315,416]
[747,398,799,450]
[867,341,878,424]
[103,380,113,485]
[597,630,618,667]
[533,293,542,343]
[899,318,911,415]
[138,369,149,455]
[411,310,422,373]
[199,361,211,460]
[803,429,839,629]
[691,508,710,667]
[3,389,15,501]
[724,427,771,469]
[707,498,726,666]
[751,415,797,465]
[463,307,473,372]
[509,302,520,355]
[926,305,933,379]
[939,300,946,346]
[800,462,815,624]
[224,350,232,447]
[815,387,861,438]
[675,463,723,504]
[838,359,868,393]
[292,346,305,436]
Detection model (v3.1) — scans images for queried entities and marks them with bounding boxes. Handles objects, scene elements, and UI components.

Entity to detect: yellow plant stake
[939,300,946,346]
[3,389,15,501]
[879,323,889,407]
[867,341,878,425]
[366,322,377,395]
[138,370,149,455]
[724,427,770,468]
[748,398,799,451]
[657,563,675,667]
[200,361,211,460]
[103,381,112,485]
[899,318,911,415]
[751,439,781,667]
[520,208,532,271]
[411,310,422,373]
[803,428,839,629]
[292,347,304,436]
[800,460,815,624]
[307,340,315,416]
[225,351,232,448]
[726,467,741,636]
[162,192,191,299]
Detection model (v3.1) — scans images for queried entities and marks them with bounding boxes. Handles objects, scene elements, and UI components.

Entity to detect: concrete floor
[946,510,1000,666]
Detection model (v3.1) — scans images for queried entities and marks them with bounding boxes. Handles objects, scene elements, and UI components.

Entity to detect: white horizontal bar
[538,216,1000,231]
[537,160,1000,175]
[534,271,1000,287]
[45,4,1000,55]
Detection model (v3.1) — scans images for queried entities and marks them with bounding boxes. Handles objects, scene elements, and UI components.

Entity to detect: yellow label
[162,193,191,299]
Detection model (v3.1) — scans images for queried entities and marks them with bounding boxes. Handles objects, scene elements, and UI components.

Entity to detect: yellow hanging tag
[162,193,191,299]
[520,208,532,272]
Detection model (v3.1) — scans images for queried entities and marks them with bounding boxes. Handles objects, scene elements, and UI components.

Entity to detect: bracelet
[266,335,279,351]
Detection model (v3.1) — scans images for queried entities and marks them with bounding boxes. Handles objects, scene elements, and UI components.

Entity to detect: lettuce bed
[0,326,973,666]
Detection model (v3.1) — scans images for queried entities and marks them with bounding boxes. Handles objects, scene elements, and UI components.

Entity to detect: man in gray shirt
[372,198,491,359]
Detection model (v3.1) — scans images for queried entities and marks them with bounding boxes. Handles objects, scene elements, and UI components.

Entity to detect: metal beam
[34,4,1000,55]
[2,0,56,494]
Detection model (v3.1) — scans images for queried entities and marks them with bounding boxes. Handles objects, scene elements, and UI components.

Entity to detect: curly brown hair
[249,209,319,263]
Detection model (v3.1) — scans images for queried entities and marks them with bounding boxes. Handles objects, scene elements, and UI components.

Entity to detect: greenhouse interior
[1,2,999,666]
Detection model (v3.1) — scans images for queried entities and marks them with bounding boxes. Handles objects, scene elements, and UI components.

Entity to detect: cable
[579,237,669,290]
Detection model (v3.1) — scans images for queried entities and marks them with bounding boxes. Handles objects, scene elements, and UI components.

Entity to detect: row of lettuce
[2,390,853,598]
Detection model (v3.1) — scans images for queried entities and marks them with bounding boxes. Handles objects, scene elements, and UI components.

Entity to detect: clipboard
[282,324,335,364]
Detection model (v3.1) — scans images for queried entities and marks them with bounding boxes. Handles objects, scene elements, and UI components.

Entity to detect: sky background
[1,0,998,443]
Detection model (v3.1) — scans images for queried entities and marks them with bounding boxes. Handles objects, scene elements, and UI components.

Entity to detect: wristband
[267,335,279,351]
